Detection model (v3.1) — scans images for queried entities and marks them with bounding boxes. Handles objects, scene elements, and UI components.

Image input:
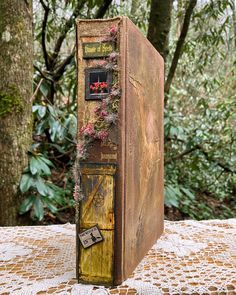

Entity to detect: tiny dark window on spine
[85,68,112,100]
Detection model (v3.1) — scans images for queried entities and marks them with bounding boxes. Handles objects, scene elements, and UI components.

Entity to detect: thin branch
[49,0,87,70]
[39,0,50,69]
[94,0,112,18]
[165,145,200,164]
[199,147,235,174]
[34,64,53,82]
[49,0,112,71]
[165,0,197,99]
[165,142,235,173]
[51,0,112,82]
[53,49,75,82]
[30,78,43,102]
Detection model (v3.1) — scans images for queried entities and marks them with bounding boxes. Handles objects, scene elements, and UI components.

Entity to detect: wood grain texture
[80,166,116,230]
[78,164,116,285]
[79,230,114,285]
[123,18,164,279]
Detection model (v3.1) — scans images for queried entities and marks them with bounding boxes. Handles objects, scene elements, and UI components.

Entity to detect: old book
[76,16,164,286]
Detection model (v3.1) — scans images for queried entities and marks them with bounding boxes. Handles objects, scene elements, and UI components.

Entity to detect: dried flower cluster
[73,25,120,202]
[109,26,117,37]
[90,81,108,94]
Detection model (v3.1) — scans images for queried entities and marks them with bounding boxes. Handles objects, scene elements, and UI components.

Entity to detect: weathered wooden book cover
[76,16,164,286]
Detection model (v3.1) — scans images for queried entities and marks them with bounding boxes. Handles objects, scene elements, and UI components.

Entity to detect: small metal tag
[78,225,103,249]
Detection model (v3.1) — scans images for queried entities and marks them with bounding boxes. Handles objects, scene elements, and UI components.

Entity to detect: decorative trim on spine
[74,24,121,223]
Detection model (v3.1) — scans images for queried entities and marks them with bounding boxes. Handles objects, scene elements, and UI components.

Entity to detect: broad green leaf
[181,187,195,200]
[48,105,57,117]
[32,105,40,113]
[38,105,47,118]
[33,198,44,220]
[49,119,60,142]
[35,120,47,136]
[19,196,35,214]
[165,186,180,208]
[47,143,65,154]
[67,114,77,137]
[39,156,54,167]
[30,156,51,176]
[20,173,34,193]
[43,198,58,213]
[32,105,46,118]
[39,81,49,97]
[37,157,51,175]
[30,157,39,175]
[35,177,48,196]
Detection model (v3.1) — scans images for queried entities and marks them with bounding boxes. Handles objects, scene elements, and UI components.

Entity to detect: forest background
[0,0,235,225]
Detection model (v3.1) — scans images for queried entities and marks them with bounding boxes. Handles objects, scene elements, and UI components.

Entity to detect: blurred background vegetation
[2,0,235,224]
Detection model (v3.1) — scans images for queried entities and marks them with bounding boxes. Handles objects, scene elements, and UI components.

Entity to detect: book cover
[76,16,164,286]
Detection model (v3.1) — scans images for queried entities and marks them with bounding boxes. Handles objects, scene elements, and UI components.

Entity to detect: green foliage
[19,101,76,220]
[19,0,236,221]
[164,0,236,219]
[20,152,73,220]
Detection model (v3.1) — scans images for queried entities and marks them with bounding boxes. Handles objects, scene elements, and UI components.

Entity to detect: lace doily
[0,220,235,294]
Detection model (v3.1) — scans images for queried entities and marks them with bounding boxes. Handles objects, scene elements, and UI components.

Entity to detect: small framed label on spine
[78,225,104,249]
[83,42,114,58]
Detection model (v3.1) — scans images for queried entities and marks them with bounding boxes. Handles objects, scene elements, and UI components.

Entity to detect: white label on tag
[78,225,103,248]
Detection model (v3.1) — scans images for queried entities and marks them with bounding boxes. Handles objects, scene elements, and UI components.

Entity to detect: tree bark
[164,0,197,97]
[130,0,140,24]
[232,0,236,48]
[147,0,173,60]
[0,0,33,225]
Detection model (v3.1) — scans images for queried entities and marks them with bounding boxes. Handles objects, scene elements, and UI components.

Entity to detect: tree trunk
[0,0,33,225]
[130,0,140,24]
[176,0,188,38]
[232,0,236,49]
[147,0,173,60]
[164,0,197,97]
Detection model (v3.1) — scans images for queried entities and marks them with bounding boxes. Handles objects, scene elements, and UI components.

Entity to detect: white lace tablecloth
[0,219,236,295]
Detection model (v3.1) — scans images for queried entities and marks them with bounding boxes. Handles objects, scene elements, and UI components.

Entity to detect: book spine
[76,18,123,286]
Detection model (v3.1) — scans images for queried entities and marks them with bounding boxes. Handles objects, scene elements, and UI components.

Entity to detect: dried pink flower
[80,123,95,137]
[101,100,107,109]
[76,143,83,153]
[107,52,119,63]
[97,130,109,141]
[105,113,118,124]
[94,106,101,115]
[73,184,79,201]
[109,26,117,36]
[101,110,108,117]
[76,143,86,158]
[92,60,107,67]
[105,62,114,70]
[103,97,111,105]
[110,88,121,98]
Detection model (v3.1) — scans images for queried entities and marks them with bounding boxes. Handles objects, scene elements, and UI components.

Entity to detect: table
[0,219,236,294]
